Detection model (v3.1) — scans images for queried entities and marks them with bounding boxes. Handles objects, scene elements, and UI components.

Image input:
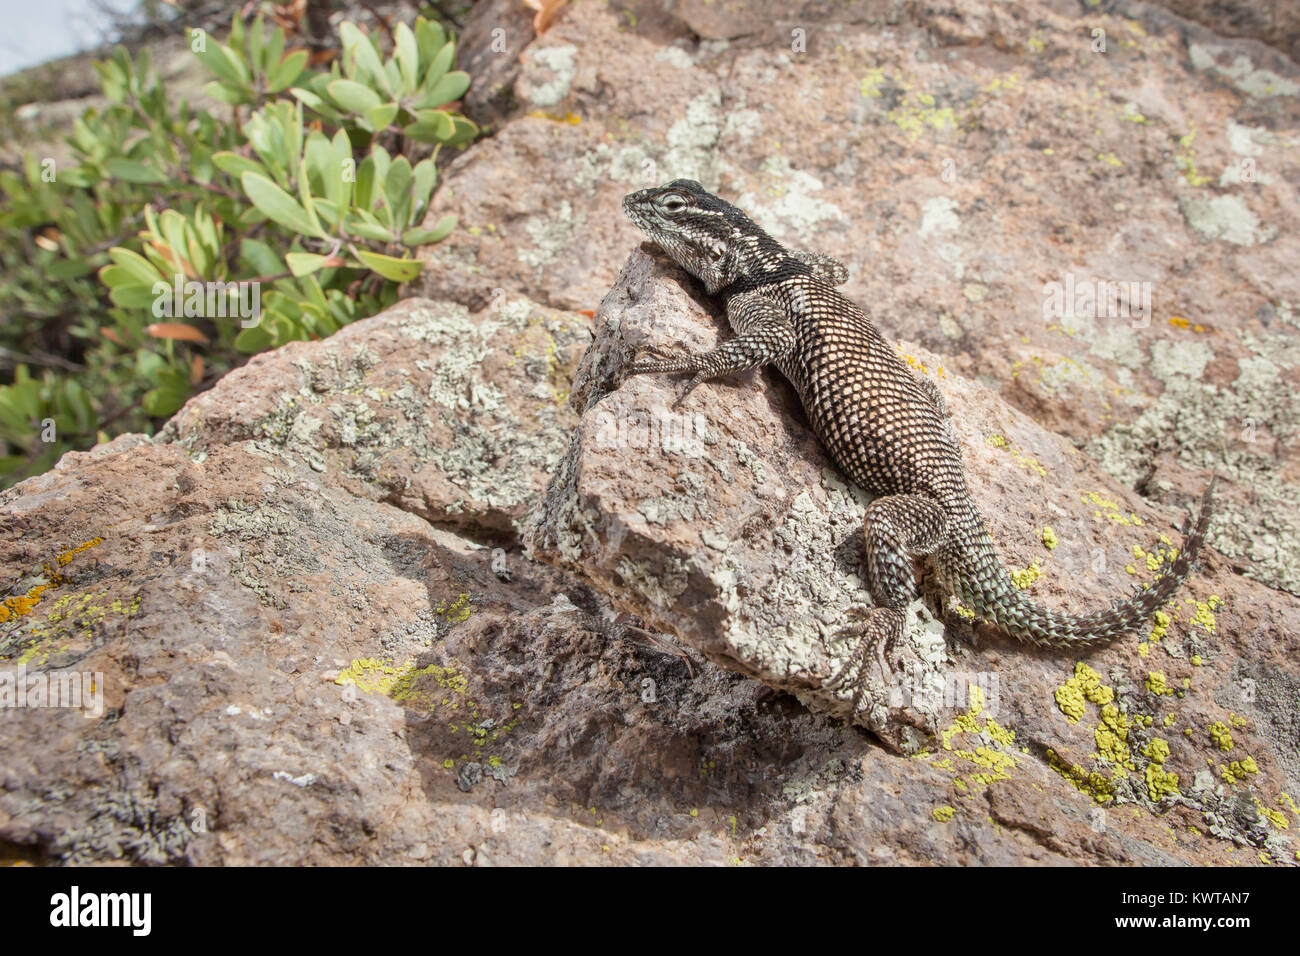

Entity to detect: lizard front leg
[624,292,795,407]
[791,250,850,285]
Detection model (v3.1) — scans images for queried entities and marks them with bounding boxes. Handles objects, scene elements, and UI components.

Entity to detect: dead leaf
[521,0,567,34]
[146,323,210,344]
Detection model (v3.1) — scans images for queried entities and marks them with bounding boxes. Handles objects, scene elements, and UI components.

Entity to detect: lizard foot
[823,605,904,717]
[623,344,689,376]
[623,350,707,407]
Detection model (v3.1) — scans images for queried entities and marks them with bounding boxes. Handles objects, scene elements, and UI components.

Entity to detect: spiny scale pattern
[621,179,1216,693]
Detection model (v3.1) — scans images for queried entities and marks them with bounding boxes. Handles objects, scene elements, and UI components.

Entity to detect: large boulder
[525,248,1300,864]
[3,0,1299,867]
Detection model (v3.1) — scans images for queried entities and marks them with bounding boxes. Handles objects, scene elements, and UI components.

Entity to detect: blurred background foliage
[0,1,477,487]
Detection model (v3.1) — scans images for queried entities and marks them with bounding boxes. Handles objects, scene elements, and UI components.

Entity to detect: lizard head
[623,180,761,294]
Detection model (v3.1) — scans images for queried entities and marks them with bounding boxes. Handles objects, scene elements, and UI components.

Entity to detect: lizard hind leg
[825,494,950,714]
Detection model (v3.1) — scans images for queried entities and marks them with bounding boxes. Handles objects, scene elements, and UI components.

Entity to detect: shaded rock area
[2,0,1299,866]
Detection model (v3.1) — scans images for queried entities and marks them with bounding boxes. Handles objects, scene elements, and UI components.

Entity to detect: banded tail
[941,480,1217,646]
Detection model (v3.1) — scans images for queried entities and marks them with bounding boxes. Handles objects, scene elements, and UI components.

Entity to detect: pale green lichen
[522,44,578,108]
[1086,322,1300,594]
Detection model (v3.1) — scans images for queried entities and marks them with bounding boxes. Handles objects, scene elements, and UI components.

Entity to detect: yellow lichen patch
[1054,661,1113,723]
[336,657,522,768]
[1145,671,1174,696]
[888,97,960,140]
[1094,703,1133,771]
[7,585,140,667]
[1040,526,1058,550]
[925,685,1020,791]
[1280,793,1300,827]
[1254,797,1287,830]
[435,593,472,624]
[1186,596,1220,634]
[1148,609,1172,643]
[1131,544,1171,575]
[1047,748,1114,804]
[543,339,572,405]
[1141,738,1180,801]
[56,538,104,566]
[1220,756,1258,785]
[1144,763,1179,801]
[933,805,956,823]
[526,110,581,125]
[858,69,971,141]
[1010,561,1041,590]
[896,349,945,379]
[1208,721,1233,752]
[335,658,470,708]
[859,68,886,98]
[1175,125,1212,187]
[986,434,1047,477]
[982,72,1020,94]
[1080,491,1144,527]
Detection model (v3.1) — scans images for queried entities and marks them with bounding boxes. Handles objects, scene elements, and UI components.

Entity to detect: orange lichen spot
[0,537,105,624]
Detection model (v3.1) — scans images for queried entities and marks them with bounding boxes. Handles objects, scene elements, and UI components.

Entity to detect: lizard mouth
[622,192,647,226]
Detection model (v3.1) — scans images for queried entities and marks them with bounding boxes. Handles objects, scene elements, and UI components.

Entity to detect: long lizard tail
[940,480,1217,646]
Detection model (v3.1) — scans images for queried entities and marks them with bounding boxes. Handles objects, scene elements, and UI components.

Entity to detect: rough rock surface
[526,248,1300,863]
[4,283,1298,865]
[3,0,1300,866]
[423,0,1300,600]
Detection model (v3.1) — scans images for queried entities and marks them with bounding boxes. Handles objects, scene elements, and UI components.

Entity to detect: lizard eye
[660,195,688,214]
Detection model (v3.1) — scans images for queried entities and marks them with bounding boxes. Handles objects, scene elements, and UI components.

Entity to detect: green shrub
[0,12,475,487]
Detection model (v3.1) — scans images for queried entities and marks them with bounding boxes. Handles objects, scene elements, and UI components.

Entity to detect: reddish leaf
[147,323,210,344]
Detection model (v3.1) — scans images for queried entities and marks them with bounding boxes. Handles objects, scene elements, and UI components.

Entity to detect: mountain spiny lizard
[621,179,1216,703]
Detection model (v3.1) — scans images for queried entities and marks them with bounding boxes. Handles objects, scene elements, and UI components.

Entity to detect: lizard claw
[823,605,903,716]
[670,373,706,409]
